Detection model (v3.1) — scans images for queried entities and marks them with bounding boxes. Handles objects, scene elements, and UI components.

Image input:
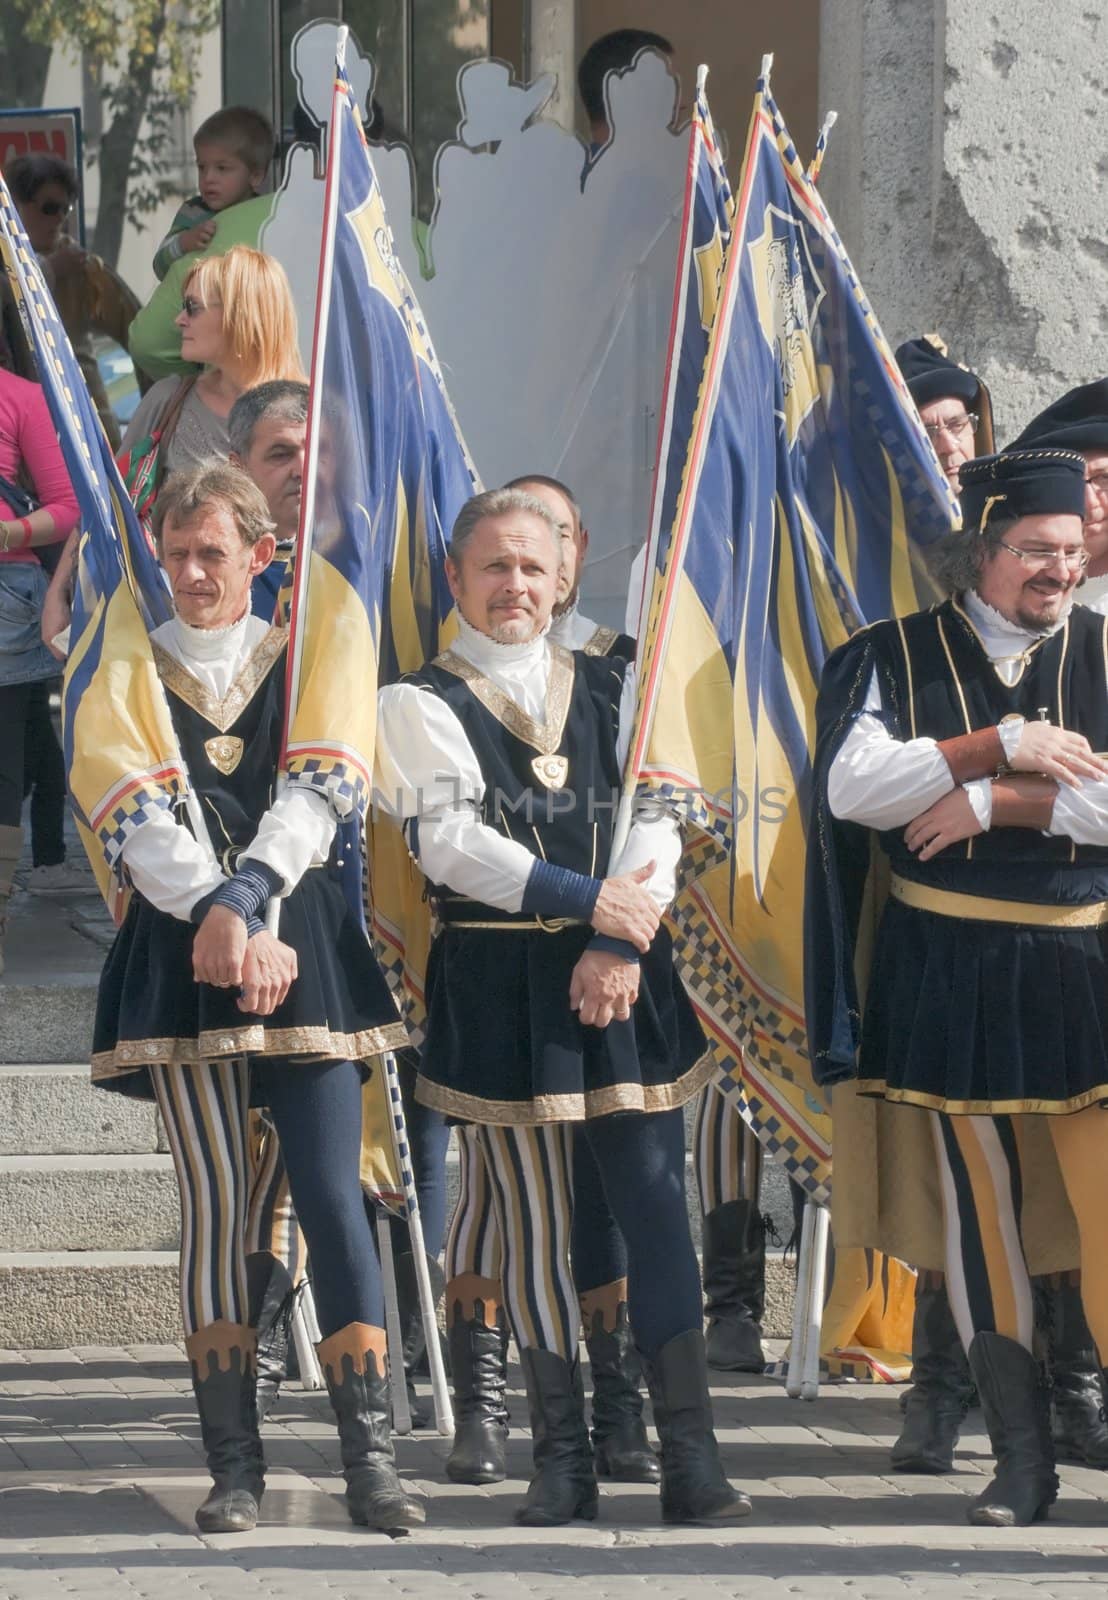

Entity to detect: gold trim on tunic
[91,1019,408,1079]
[583,625,620,657]
[433,642,574,757]
[152,626,288,732]
[413,1048,715,1125]
[889,872,1108,928]
[855,1078,1108,1117]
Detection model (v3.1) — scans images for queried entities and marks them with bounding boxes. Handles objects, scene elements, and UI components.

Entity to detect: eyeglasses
[181,296,220,318]
[1085,472,1108,495]
[923,411,977,443]
[38,200,72,219]
[997,539,1090,572]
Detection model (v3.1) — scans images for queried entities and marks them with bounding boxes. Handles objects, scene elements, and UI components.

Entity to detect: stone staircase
[0,886,182,1345]
[0,882,799,1346]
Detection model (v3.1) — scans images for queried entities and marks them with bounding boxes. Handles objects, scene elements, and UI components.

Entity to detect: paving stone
[2,1358,1108,1598]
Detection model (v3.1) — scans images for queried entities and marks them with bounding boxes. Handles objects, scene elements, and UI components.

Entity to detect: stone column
[819,0,1108,438]
[526,0,579,127]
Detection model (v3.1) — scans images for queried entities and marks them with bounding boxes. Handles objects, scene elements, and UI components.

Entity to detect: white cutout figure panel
[262,25,694,628]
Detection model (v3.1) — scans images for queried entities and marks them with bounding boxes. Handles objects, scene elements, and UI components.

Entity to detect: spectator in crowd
[40,246,305,654]
[5,153,141,450]
[0,364,80,967]
[153,107,274,281]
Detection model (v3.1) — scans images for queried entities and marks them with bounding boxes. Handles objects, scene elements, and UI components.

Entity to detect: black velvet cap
[959,449,1087,530]
[895,334,980,408]
[1007,378,1108,454]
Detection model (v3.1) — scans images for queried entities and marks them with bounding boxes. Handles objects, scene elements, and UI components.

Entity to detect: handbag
[0,469,55,571]
[116,374,197,527]
[0,470,39,519]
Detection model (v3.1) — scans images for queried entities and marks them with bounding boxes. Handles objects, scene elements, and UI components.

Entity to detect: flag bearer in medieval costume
[440,471,658,1490]
[88,463,423,1538]
[809,446,1108,1527]
[376,486,750,1528]
[890,348,1108,1476]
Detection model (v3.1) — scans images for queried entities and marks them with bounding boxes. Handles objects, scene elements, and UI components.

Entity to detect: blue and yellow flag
[283,49,477,1197]
[629,68,732,639]
[630,65,957,1203]
[282,54,474,836]
[0,177,185,921]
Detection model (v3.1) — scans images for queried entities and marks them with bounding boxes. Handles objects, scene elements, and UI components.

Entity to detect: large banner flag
[283,42,477,1201]
[0,177,185,921]
[628,67,733,641]
[630,62,957,1206]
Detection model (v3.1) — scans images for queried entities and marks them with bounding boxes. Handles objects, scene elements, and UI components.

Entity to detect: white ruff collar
[454,611,551,667]
[168,608,252,663]
[963,588,1069,652]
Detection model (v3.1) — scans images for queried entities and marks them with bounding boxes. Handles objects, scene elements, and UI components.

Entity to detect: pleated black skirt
[92,867,408,1099]
[858,896,1108,1113]
[416,922,711,1124]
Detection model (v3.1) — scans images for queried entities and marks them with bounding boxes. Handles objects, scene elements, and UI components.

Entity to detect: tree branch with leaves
[15,0,220,268]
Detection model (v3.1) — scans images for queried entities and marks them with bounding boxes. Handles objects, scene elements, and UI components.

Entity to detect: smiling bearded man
[808,447,1108,1530]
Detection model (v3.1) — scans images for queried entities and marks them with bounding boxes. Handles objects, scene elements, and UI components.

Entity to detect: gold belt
[889,873,1108,928]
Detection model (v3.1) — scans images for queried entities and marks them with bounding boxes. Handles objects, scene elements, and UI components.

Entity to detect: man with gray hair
[441,471,656,1496]
[375,486,750,1529]
[227,381,310,620]
[228,380,309,546]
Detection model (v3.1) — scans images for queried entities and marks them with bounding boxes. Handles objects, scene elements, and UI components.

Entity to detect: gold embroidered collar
[153,626,288,732]
[583,625,620,658]
[434,641,575,756]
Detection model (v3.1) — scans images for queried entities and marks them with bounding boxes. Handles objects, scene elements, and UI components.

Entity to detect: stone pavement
[2,1344,1108,1600]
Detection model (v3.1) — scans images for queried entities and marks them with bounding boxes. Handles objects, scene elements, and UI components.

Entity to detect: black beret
[895,335,980,408]
[1007,378,1108,454]
[959,449,1087,530]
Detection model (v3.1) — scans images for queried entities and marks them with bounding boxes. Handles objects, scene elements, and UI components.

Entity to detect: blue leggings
[387,1050,450,1260]
[154,1056,383,1340]
[476,1108,701,1360]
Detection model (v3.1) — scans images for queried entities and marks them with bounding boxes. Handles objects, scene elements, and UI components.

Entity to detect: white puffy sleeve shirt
[827,595,1108,845]
[374,621,682,913]
[118,614,336,920]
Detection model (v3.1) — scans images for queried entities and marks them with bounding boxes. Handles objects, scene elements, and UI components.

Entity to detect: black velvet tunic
[811,598,1108,1113]
[92,626,406,1099]
[408,643,708,1124]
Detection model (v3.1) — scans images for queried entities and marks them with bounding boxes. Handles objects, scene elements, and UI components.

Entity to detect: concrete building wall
[819,0,1108,442]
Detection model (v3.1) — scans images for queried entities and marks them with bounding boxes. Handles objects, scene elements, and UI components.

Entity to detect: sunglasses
[38,200,72,219]
[181,296,220,318]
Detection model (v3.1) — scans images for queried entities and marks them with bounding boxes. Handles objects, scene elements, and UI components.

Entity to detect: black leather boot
[246,1253,296,1424]
[702,1200,767,1372]
[186,1321,265,1533]
[966,1331,1058,1527]
[318,1323,426,1534]
[641,1328,752,1525]
[581,1290,660,1483]
[444,1279,510,1484]
[1037,1275,1108,1467]
[515,1347,598,1526]
[891,1273,974,1473]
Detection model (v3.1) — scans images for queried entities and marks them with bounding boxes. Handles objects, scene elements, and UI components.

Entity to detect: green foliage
[11,0,220,263]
